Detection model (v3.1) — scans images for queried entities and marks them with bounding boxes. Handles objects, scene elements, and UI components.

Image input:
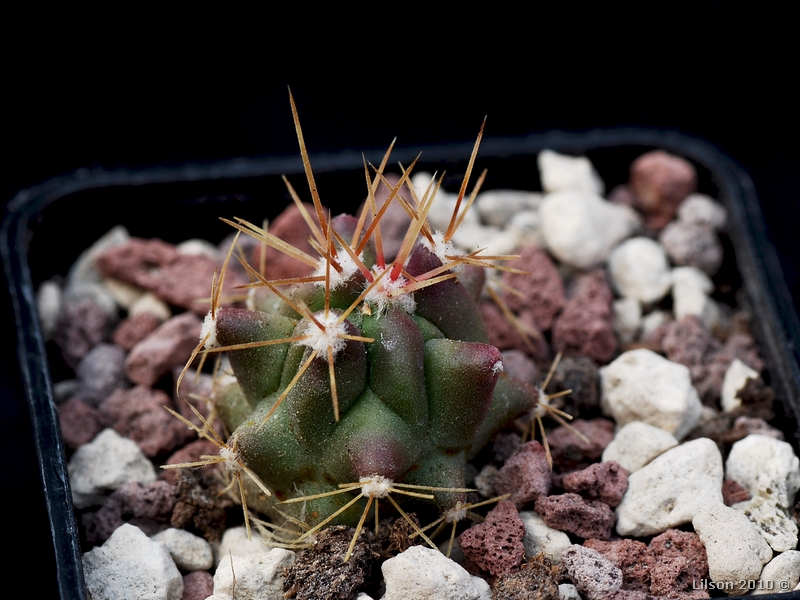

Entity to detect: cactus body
[208,209,537,527]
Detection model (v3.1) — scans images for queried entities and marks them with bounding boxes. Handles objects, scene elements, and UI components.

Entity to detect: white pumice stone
[639,309,671,340]
[538,149,605,195]
[101,276,145,310]
[382,546,491,600]
[83,523,183,600]
[129,292,172,321]
[36,279,63,340]
[68,428,156,509]
[726,434,800,509]
[215,526,271,563]
[721,359,760,412]
[66,225,130,292]
[600,349,702,440]
[754,550,800,595]
[519,511,571,564]
[601,421,678,473]
[412,172,478,232]
[561,545,622,600]
[450,222,520,256]
[734,493,799,552]
[152,527,214,571]
[608,237,672,305]
[616,438,723,537]
[671,266,721,329]
[506,210,546,247]
[612,297,642,346]
[476,189,542,228]
[558,583,582,600]
[213,548,295,600]
[540,190,638,269]
[693,502,773,590]
[177,238,220,259]
[677,193,727,230]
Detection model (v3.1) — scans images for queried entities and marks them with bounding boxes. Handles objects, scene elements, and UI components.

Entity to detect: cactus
[172,94,540,552]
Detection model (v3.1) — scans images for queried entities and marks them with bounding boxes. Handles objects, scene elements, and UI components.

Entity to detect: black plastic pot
[3,130,800,599]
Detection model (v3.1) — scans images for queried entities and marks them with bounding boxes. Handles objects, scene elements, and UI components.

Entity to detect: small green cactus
[175,95,539,548]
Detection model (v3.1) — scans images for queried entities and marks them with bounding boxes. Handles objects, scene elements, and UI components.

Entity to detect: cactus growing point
[168,94,543,552]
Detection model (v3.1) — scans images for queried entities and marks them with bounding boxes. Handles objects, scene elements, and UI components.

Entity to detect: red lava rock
[534,493,616,540]
[459,499,526,577]
[659,221,723,275]
[545,356,599,415]
[493,441,552,507]
[58,397,102,449]
[154,252,246,315]
[99,385,194,458]
[648,529,709,599]
[722,479,751,506]
[480,300,551,363]
[584,539,653,593]
[500,350,539,385]
[54,299,110,368]
[112,312,161,350]
[181,571,214,600]
[125,312,203,387]
[548,418,615,472]
[552,270,617,364]
[160,439,221,484]
[629,150,697,231]
[562,461,628,508]
[608,184,637,208]
[74,343,130,406]
[661,315,764,404]
[85,480,178,545]
[252,202,320,280]
[502,245,565,331]
[95,238,180,289]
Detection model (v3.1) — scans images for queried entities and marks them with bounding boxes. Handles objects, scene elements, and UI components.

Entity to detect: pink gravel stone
[583,539,653,593]
[154,252,245,315]
[502,245,566,331]
[722,479,751,506]
[252,202,320,280]
[552,270,617,363]
[99,385,194,458]
[548,418,615,472]
[480,300,550,363]
[562,461,628,508]
[182,571,214,600]
[125,312,202,387]
[85,480,178,545]
[459,499,526,577]
[59,397,102,450]
[493,441,552,507]
[95,238,179,289]
[112,312,161,351]
[648,529,709,599]
[54,299,110,368]
[160,439,221,485]
[629,150,697,231]
[535,493,616,540]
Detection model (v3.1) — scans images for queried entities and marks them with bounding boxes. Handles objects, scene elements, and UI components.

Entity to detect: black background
[3,11,798,596]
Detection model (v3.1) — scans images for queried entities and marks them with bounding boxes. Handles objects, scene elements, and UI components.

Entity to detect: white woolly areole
[299,310,348,360]
[445,502,468,523]
[492,360,504,375]
[201,311,218,349]
[312,251,361,290]
[365,266,416,314]
[422,229,465,273]
[360,475,393,498]
[219,446,241,472]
